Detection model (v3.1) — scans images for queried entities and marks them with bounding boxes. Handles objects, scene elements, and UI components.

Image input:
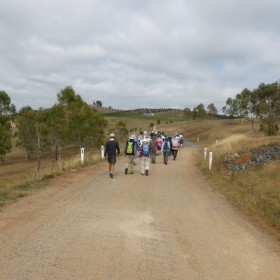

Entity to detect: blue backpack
[142,142,150,156]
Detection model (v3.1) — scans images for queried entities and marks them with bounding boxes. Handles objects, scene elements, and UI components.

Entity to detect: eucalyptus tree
[183,107,192,119]
[57,86,107,150]
[254,82,280,135]
[0,91,16,161]
[239,88,258,133]
[222,97,238,118]
[207,103,218,116]
[16,106,37,160]
[193,103,207,121]
[16,106,49,171]
[43,104,67,160]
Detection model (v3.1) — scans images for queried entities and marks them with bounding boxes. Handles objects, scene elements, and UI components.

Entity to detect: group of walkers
[104,130,184,178]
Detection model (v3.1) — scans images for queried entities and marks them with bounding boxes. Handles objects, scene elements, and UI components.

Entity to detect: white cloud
[0,0,280,112]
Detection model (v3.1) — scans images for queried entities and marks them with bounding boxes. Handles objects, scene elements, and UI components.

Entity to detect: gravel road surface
[0,144,280,279]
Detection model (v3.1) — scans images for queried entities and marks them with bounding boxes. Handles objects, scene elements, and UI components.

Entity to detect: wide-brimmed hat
[110,133,115,138]
[129,134,136,139]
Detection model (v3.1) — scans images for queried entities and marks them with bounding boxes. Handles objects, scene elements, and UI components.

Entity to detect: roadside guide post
[209,152,213,170]
[81,148,84,163]
[204,148,207,159]
[101,145,104,159]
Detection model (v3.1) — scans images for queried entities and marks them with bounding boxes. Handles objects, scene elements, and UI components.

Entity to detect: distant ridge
[93,106,183,116]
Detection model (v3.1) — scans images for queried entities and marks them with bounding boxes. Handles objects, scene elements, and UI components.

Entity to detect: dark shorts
[107,155,116,164]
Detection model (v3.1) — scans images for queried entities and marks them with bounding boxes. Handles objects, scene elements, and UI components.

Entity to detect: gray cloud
[1,0,280,112]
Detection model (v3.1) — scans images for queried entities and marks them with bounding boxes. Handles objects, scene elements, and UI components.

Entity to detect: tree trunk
[36,125,41,172]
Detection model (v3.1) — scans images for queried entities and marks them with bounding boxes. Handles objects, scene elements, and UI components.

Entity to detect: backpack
[157,138,163,148]
[163,140,169,151]
[126,140,135,155]
[172,140,179,150]
[142,142,150,156]
[150,139,157,151]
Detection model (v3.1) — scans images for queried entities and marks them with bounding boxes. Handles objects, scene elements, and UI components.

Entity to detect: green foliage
[16,106,37,160]
[255,83,280,136]
[207,103,218,115]
[57,86,83,105]
[57,86,107,149]
[193,103,207,121]
[0,91,16,160]
[183,107,192,119]
[16,86,107,167]
[223,81,280,136]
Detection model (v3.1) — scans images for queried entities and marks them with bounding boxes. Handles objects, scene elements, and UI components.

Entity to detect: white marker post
[101,145,104,159]
[81,148,85,163]
[204,148,207,159]
[209,152,213,170]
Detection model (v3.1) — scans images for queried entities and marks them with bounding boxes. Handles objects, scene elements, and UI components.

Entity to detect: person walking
[171,137,180,160]
[133,136,140,165]
[156,136,163,156]
[150,134,157,164]
[104,133,120,178]
[161,136,171,165]
[139,136,151,175]
[124,134,137,174]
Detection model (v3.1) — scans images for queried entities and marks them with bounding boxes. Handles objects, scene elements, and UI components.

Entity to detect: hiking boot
[110,173,113,178]
[125,168,128,175]
[145,169,149,176]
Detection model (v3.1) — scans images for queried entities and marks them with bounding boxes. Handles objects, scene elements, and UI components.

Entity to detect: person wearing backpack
[161,137,171,165]
[171,137,180,160]
[139,137,151,175]
[133,136,140,165]
[156,136,163,155]
[124,134,137,174]
[179,134,184,148]
[150,134,157,164]
[104,133,120,178]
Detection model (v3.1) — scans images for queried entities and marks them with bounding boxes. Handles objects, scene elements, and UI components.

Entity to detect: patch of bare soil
[0,144,280,279]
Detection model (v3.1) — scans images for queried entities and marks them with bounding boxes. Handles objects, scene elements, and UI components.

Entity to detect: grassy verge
[197,134,280,234]
[0,153,102,210]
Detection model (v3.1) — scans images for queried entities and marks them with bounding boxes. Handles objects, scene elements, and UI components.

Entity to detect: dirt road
[0,144,280,279]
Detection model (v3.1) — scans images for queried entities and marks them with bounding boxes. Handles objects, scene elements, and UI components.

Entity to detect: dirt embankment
[0,144,280,279]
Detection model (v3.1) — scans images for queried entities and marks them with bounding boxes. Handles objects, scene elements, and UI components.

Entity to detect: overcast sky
[1,0,280,112]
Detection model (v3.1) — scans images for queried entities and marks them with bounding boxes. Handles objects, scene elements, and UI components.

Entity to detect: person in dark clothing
[104,133,120,178]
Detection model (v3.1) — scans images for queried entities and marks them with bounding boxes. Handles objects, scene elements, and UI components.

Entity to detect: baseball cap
[110,133,115,137]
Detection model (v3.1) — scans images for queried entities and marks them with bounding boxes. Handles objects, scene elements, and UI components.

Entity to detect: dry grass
[0,149,102,208]
[197,124,280,233]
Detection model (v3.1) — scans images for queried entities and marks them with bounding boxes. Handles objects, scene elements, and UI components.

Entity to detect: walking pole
[178,146,182,155]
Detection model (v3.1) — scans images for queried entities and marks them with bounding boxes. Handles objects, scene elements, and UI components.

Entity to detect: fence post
[209,152,213,170]
[204,148,207,159]
[101,145,104,159]
[81,148,85,163]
